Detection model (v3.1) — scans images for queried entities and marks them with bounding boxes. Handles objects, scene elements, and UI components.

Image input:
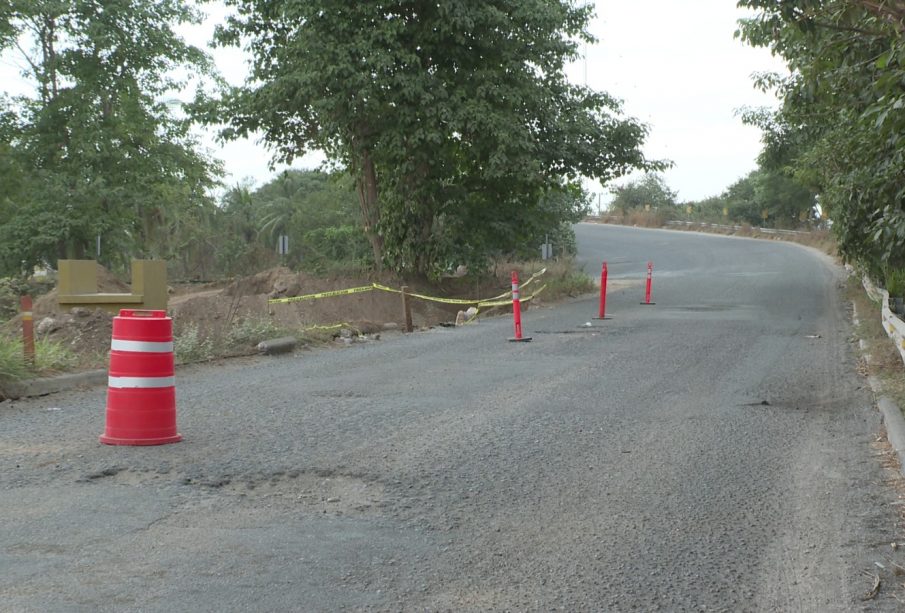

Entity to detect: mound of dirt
[2,265,511,374]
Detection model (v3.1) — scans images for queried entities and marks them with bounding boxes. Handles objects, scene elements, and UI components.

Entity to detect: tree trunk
[356,150,384,269]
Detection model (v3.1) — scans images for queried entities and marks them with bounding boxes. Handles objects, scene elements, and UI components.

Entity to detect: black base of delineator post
[508,337,533,342]
[640,302,656,306]
[593,316,613,320]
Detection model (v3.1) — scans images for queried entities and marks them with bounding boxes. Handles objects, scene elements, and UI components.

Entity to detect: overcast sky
[1,1,786,204]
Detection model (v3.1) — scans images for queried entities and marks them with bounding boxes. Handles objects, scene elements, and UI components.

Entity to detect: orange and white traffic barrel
[99,310,182,446]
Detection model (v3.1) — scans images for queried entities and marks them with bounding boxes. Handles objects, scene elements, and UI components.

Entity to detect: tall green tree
[206,0,662,275]
[0,0,219,276]
[738,0,905,273]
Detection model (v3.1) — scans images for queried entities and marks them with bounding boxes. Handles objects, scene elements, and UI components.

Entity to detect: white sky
[1,1,785,203]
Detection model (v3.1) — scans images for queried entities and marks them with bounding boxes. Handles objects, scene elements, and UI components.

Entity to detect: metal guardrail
[664,221,810,236]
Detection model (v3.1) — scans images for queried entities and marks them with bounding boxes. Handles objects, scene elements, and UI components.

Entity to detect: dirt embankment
[3,266,520,365]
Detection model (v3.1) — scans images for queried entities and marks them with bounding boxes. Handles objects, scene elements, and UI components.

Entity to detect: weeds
[173,323,215,364]
[226,318,290,348]
[0,336,79,382]
[504,258,595,301]
[0,337,28,382]
[846,277,905,411]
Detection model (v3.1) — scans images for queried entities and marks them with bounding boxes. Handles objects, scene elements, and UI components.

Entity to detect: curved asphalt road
[1,224,904,611]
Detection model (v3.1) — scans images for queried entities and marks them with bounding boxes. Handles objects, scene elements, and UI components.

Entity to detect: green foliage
[885,268,905,297]
[687,168,815,227]
[226,318,287,349]
[0,337,78,382]
[205,0,662,276]
[737,1,905,272]
[173,323,214,364]
[610,173,678,211]
[0,337,27,382]
[0,278,27,322]
[544,270,596,299]
[212,170,372,277]
[0,0,220,277]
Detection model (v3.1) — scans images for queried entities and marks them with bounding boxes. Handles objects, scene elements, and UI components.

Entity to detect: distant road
[2,223,903,611]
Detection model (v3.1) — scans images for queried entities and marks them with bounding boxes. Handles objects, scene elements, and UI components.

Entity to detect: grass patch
[504,258,595,302]
[845,276,905,411]
[0,336,80,383]
[175,317,300,364]
[225,317,290,349]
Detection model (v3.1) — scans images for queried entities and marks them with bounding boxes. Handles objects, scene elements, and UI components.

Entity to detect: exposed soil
[2,265,528,368]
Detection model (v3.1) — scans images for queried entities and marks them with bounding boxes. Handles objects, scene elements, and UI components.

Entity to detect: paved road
[2,224,904,611]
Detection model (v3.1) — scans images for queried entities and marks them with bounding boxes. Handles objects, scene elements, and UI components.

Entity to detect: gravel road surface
[2,223,904,611]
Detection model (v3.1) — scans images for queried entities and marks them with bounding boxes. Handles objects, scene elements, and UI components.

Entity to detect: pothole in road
[77,466,386,516]
[207,471,385,516]
[665,305,737,312]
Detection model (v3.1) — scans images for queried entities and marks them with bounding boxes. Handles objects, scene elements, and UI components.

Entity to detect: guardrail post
[401,286,413,333]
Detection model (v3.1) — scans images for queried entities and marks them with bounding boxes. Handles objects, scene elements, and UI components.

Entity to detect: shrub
[884,268,905,297]
[174,323,215,364]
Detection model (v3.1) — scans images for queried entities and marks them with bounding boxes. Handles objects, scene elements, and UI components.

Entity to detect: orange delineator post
[20,295,35,366]
[594,261,611,320]
[508,271,532,343]
[100,309,181,446]
[641,261,656,305]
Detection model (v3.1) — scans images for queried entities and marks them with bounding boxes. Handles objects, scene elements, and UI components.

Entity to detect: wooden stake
[20,295,35,367]
[401,286,413,333]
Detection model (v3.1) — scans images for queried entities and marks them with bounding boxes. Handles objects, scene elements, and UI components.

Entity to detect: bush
[174,323,215,364]
[885,268,905,297]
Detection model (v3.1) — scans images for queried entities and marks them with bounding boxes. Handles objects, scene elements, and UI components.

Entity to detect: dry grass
[499,258,595,302]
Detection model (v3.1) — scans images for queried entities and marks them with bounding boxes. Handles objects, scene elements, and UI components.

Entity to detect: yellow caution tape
[269,268,548,307]
[302,322,352,332]
[477,284,547,308]
[269,285,375,304]
[372,283,484,305]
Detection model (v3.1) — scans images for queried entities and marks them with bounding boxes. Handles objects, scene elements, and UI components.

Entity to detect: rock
[70,307,90,318]
[382,322,399,331]
[36,317,59,335]
[454,264,468,277]
[465,307,478,320]
[455,311,466,326]
[339,328,353,339]
[270,279,290,296]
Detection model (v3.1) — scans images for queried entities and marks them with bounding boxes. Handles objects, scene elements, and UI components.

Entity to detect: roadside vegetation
[0,337,79,385]
[847,278,905,410]
[1,1,653,388]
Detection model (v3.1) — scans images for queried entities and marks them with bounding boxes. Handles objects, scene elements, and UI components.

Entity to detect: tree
[609,173,677,212]
[687,168,815,226]
[738,0,905,273]
[0,0,219,276]
[206,0,662,275]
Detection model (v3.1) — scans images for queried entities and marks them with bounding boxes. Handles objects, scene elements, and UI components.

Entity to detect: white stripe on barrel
[110,339,174,353]
[108,376,176,389]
